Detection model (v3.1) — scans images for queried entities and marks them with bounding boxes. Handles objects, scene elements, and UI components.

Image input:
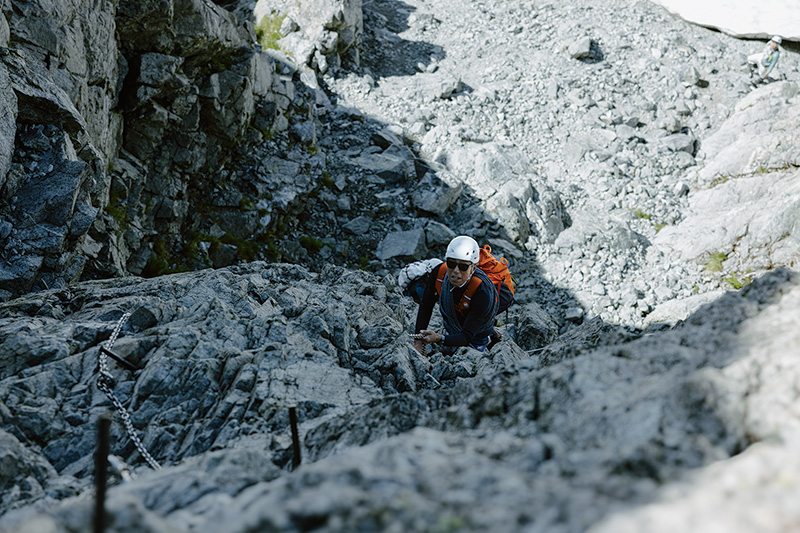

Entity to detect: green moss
[321,171,334,189]
[724,273,751,290]
[708,175,731,188]
[221,233,259,261]
[255,12,286,50]
[142,238,171,278]
[654,222,666,232]
[142,255,169,278]
[105,189,129,231]
[265,242,281,261]
[307,143,318,156]
[704,251,727,273]
[239,197,255,211]
[633,208,652,220]
[299,235,324,254]
[358,255,369,270]
[432,515,465,532]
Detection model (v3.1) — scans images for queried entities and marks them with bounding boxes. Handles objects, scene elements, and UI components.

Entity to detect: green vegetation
[358,255,369,269]
[299,235,324,254]
[708,175,731,188]
[307,143,318,156]
[321,171,334,189]
[633,208,652,220]
[704,251,728,272]
[264,241,281,261]
[142,238,173,278]
[255,12,286,50]
[105,189,129,231]
[432,515,466,533]
[724,273,751,290]
[239,197,254,211]
[654,222,667,233]
[221,233,259,261]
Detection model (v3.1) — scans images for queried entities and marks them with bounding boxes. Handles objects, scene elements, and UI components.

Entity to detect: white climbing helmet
[445,236,480,264]
[771,35,782,45]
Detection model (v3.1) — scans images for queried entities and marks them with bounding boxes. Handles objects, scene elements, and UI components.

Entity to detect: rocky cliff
[1,0,799,531]
[0,0,338,300]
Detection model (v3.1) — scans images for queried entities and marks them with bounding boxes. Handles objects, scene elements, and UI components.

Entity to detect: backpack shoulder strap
[459,274,484,312]
[434,263,448,296]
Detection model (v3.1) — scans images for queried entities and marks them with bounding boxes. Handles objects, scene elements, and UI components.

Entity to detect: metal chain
[409,333,427,356]
[97,312,162,470]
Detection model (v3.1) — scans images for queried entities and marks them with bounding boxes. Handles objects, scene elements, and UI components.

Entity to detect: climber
[748,36,782,83]
[413,235,500,356]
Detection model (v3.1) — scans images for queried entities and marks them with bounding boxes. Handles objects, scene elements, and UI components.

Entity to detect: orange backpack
[434,245,516,314]
[476,245,515,296]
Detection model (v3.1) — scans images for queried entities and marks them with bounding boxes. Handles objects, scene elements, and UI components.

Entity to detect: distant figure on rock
[413,236,501,356]
[748,36,782,84]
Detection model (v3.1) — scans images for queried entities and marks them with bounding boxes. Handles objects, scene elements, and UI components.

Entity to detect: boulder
[658,132,696,154]
[424,220,456,247]
[352,150,415,184]
[376,229,427,261]
[412,179,462,216]
[568,37,594,60]
[342,215,372,235]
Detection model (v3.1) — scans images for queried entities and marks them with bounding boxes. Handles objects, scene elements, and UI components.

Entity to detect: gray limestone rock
[656,82,800,277]
[4,50,87,139]
[376,229,427,260]
[412,180,462,215]
[4,0,800,530]
[352,146,416,184]
[424,220,456,247]
[0,63,16,187]
[569,37,594,60]
[342,215,372,235]
[0,12,8,47]
[658,132,697,154]
[257,0,363,71]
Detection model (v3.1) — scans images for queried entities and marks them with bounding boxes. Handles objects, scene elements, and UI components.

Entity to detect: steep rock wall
[0,0,323,300]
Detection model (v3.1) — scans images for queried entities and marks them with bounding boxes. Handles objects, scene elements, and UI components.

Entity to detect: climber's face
[446,259,475,286]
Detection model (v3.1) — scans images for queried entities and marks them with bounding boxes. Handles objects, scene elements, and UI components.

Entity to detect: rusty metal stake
[289,406,301,470]
[94,411,113,533]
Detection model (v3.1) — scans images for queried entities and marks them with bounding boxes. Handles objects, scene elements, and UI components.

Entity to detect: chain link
[409,333,427,356]
[97,312,161,471]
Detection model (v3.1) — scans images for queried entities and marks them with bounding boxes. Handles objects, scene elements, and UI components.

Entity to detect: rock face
[655,81,800,284]
[0,0,323,300]
[1,262,799,532]
[254,0,363,73]
[648,0,800,41]
[2,0,800,530]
